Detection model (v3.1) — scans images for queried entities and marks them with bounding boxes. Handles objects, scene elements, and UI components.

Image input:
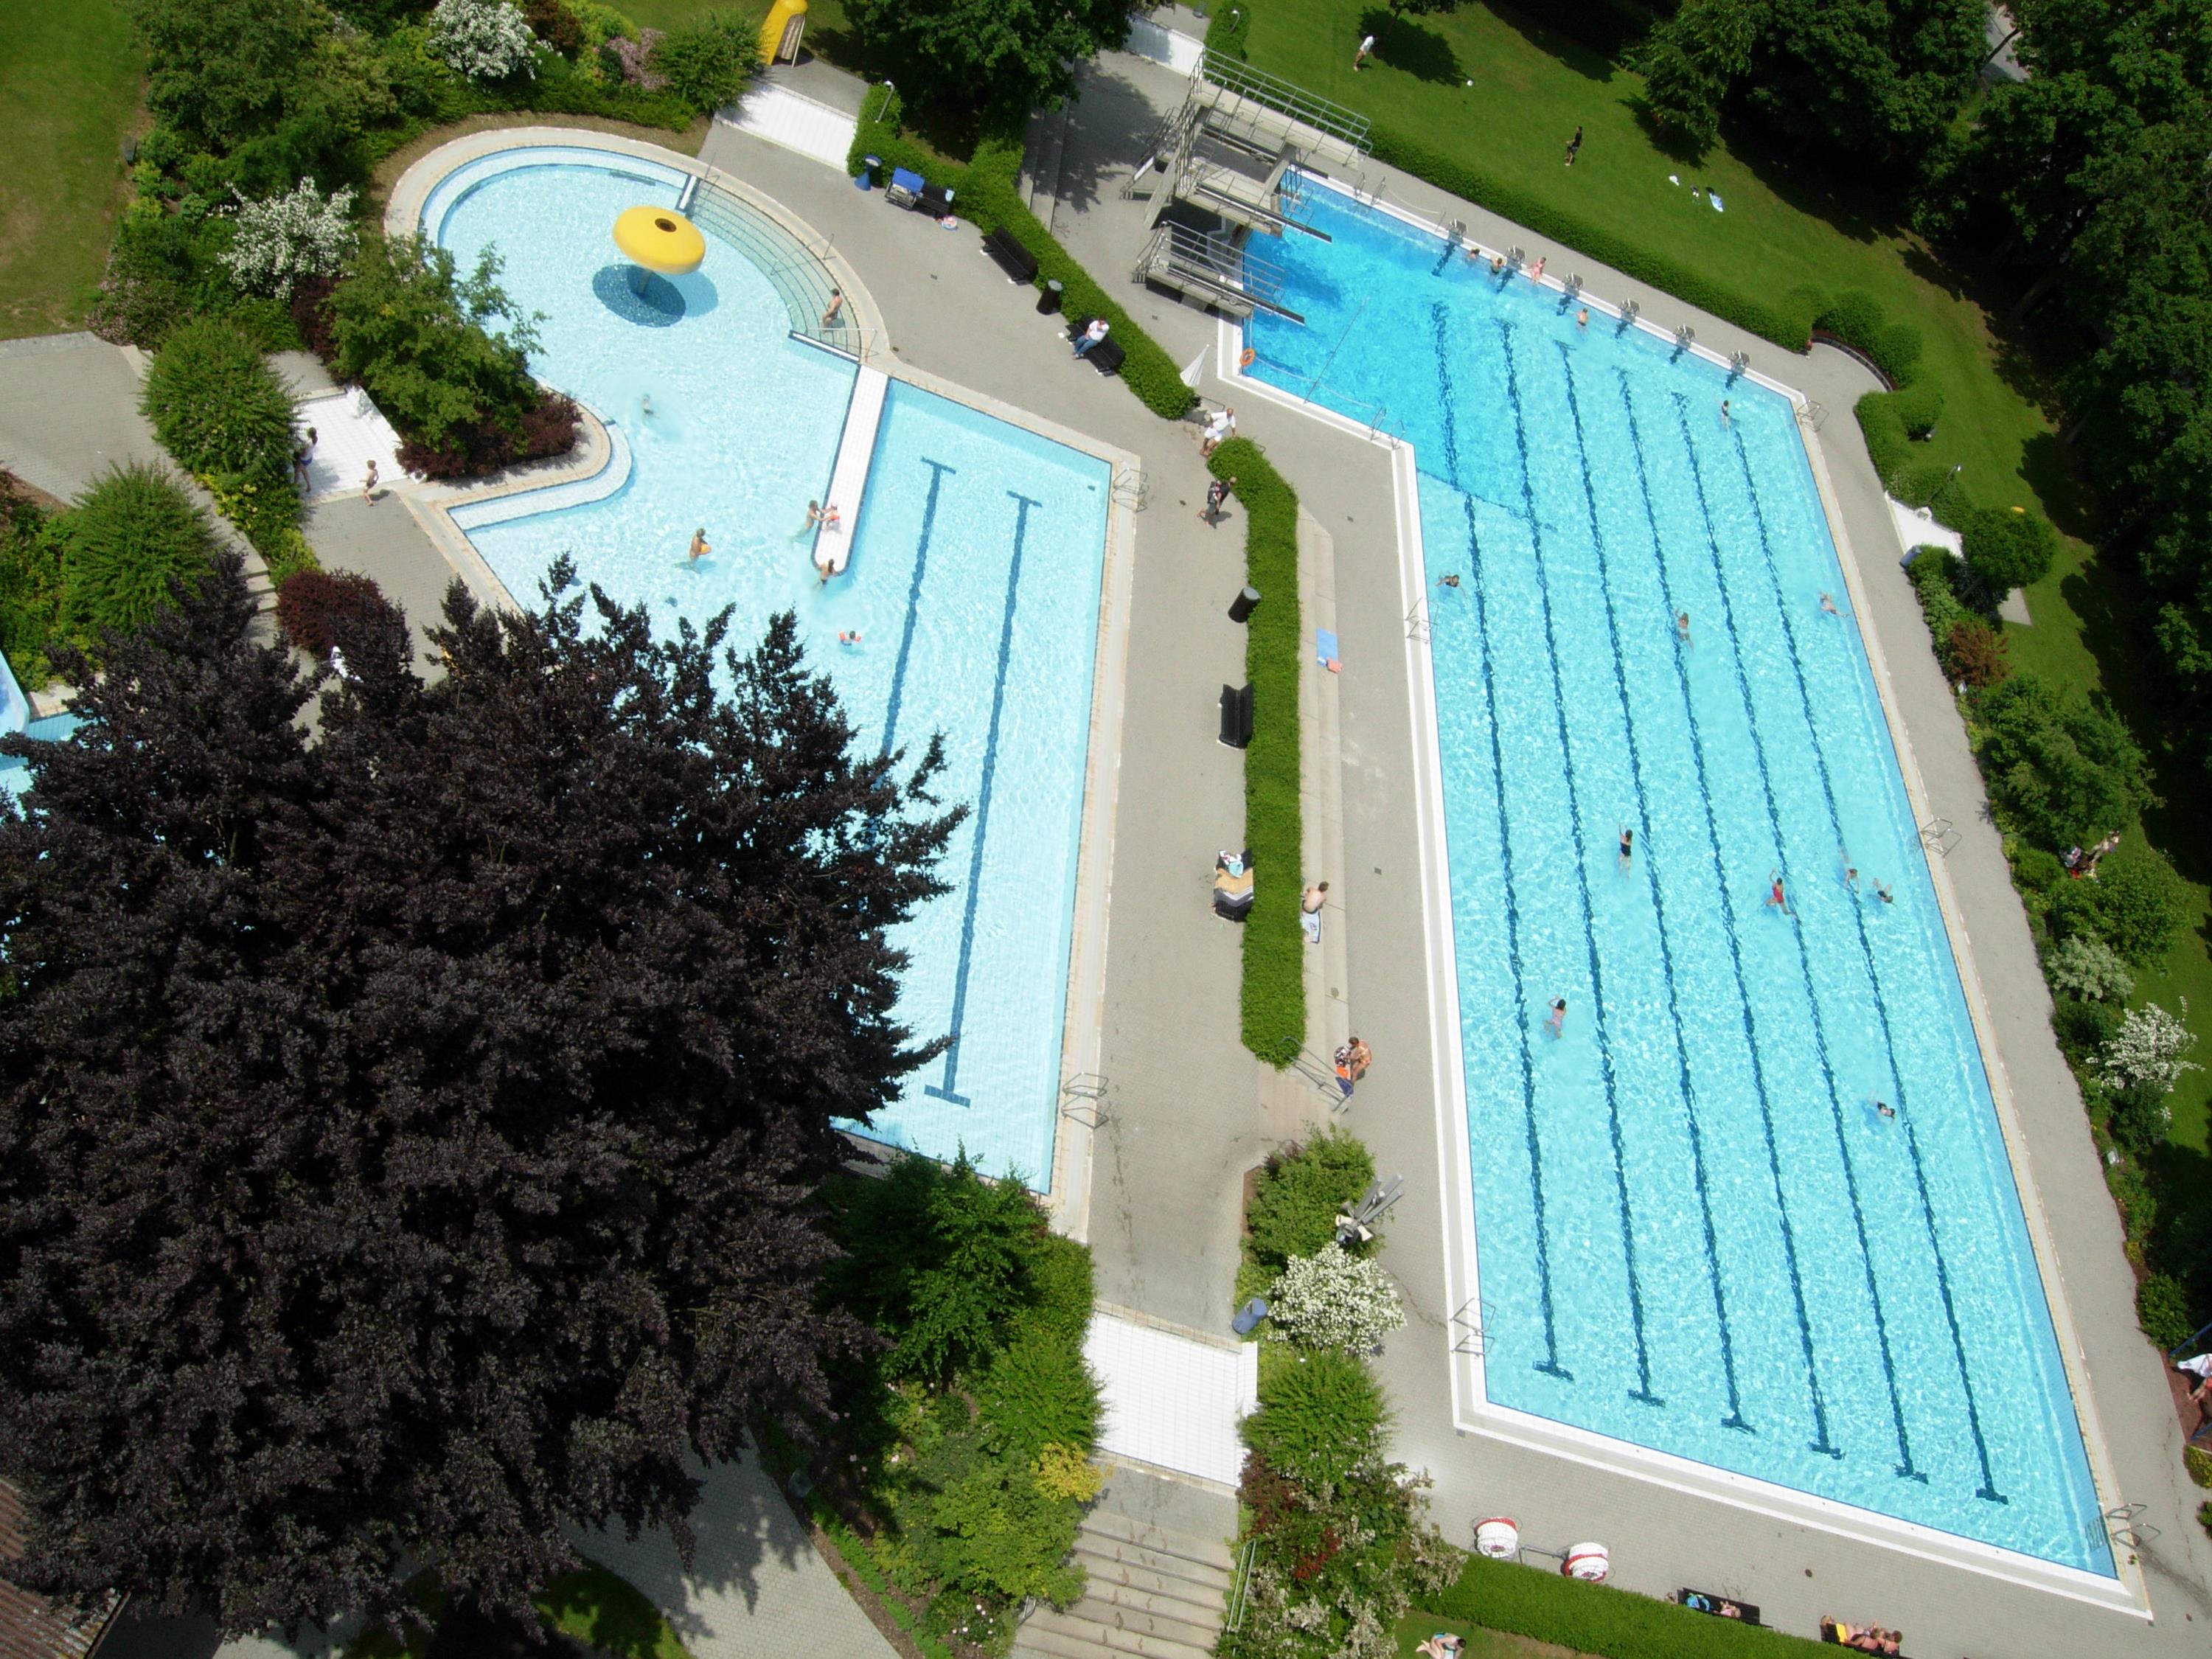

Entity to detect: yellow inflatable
[760,0,808,66]
[612,206,706,276]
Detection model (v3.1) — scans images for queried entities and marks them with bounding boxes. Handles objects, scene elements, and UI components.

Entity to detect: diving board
[813,364,888,579]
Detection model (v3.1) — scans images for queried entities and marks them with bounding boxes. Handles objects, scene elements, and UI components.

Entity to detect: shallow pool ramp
[1082,1308,1256,1489]
[813,365,888,575]
[715,81,858,172]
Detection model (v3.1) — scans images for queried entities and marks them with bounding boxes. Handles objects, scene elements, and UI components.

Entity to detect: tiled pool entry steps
[1234,175,2129,1599]
[389,136,1137,1214]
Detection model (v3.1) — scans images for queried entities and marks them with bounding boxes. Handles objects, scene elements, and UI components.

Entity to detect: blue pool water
[1250,179,2110,1573]
[430,156,1111,1187]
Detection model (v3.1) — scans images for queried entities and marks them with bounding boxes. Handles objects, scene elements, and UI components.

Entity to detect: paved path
[568,1455,900,1659]
[0,333,167,500]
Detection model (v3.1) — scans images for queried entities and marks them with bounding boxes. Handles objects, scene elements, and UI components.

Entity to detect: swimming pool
[1247,178,2111,1575]
[426,151,1113,1189]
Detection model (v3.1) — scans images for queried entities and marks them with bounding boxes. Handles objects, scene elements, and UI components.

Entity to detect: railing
[687,183,874,360]
[1199,49,1371,154]
[1222,1538,1260,1635]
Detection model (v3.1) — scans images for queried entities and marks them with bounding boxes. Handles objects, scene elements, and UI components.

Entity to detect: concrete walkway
[0,333,168,501]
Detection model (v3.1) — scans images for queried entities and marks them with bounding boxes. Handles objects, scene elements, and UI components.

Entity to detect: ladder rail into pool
[686,182,876,358]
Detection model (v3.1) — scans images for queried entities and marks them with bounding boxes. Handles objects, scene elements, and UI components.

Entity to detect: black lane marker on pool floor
[1723,429,1997,1500]
[1428,302,1568,1381]
[924,490,1040,1109]
[1619,374,1830,1453]
[1557,344,1745,1430]
[880,457,956,759]
[1671,390,1902,1467]
[1497,319,1658,1406]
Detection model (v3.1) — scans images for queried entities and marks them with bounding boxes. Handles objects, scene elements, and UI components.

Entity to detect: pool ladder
[1110,465,1148,510]
[1058,1071,1110,1127]
[1919,816,1960,858]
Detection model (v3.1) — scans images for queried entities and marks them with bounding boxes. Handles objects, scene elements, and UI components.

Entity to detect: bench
[1085,335,1126,376]
[982,226,1039,284]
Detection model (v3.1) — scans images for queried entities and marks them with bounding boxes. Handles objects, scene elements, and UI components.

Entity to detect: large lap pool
[1248,177,2110,1574]
[425,150,1112,1189]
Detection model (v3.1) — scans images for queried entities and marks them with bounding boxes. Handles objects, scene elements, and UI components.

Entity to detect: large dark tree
[842,0,1138,117]
[0,554,957,1635]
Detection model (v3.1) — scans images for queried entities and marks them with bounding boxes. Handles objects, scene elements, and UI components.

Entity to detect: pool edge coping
[1211,177,2147,1613]
[389,128,1135,1233]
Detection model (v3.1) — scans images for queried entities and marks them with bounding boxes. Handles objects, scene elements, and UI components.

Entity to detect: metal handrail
[1199,49,1371,153]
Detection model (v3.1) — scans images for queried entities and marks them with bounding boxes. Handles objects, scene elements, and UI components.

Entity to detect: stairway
[1015,1505,1234,1659]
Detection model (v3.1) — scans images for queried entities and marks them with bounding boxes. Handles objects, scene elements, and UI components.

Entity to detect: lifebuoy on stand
[1562,1543,1611,1582]
[1239,347,1256,369]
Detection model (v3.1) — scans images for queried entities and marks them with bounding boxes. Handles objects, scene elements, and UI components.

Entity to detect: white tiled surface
[296,388,405,500]
[719,85,860,171]
[1887,493,1963,563]
[1084,1311,1258,1486]
[1127,13,1206,74]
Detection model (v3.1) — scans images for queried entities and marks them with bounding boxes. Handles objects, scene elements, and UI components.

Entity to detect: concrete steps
[1016,1507,1232,1659]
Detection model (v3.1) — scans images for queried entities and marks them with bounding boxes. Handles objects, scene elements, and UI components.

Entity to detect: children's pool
[428,152,1111,1188]
[1248,175,2110,1574]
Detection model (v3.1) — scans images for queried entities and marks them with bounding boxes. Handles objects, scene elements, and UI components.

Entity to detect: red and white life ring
[1238,347,1256,368]
[1474,1518,1520,1559]
[1562,1543,1611,1582]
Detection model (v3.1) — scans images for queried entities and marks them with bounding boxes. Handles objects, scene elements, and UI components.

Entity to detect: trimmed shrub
[2187,1445,2212,1489]
[1368,127,1815,352]
[276,567,398,659]
[2109,1162,2156,1242]
[824,1151,1057,1384]
[142,316,303,554]
[1961,504,2057,594]
[55,464,219,641]
[2072,851,2194,967]
[1855,389,1911,483]
[1248,1127,1376,1270]
[2051,995,2121,1065]
[1887,380,1943,439]
[1429,1557,1832,1658]
[1208,437,1304,1062]
[974,1324,1101,1462]
[2046,934,2135,1004]
[1945,616,2008,689]
[1020,1231,1096,1349]
[1242,1346,1390,1482]
[650,11,758,114]
[1266,1242,1405,1353]
[2139,1273,2195,1352]
[524,0,583,55]
[0,474,65,689]
[1968,672,2152,853]
[2107,1079,2174,1156]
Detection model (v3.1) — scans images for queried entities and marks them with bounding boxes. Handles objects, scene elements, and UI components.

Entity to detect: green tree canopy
[0,556,959,1635]
[53,462,218,640]
[325,236,541,447]
[1639,0,1756,155]
[1972,671,2154,851]
[841,0,1138,118]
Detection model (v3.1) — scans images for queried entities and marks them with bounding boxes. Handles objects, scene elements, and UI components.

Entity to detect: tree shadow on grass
[1357,10,1463,85]
[1475,0,1622,85]
[1624,95,1714,168]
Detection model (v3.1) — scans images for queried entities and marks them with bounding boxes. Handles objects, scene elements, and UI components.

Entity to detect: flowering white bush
[1267,1243,1405,1353]
[219,177,357,300]
[2047,933,2134,1004]
[428,0,538,81]
[2098,999,2202,1093]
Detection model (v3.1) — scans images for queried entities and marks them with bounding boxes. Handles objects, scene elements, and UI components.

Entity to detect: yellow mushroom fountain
[612,205,706,294]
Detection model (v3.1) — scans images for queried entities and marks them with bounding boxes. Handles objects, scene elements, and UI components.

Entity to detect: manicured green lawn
[1397,1613,1588,1658]
[0,0,142,339]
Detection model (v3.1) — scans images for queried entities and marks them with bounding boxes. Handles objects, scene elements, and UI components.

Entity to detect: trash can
[1037,279,1065,316]
[1228,585,1260,623]
[1231,1296,1269,1336]
[854,155,880,190]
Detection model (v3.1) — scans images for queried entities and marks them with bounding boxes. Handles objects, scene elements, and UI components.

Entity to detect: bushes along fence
[1428,1557,1830,1658]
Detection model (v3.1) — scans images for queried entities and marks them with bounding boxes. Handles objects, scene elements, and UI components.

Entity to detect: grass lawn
[0,0,142,340]
[1396,1612,1587,1658]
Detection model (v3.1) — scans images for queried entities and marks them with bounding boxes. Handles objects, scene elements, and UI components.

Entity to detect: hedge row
[1428,1557,1831,1658]
[846,89,1194,420]
[1211,437,1305,1065]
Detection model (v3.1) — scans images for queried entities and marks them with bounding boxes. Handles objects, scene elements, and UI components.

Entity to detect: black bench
[1086,335,1126,375]
[982,226,1038,283]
